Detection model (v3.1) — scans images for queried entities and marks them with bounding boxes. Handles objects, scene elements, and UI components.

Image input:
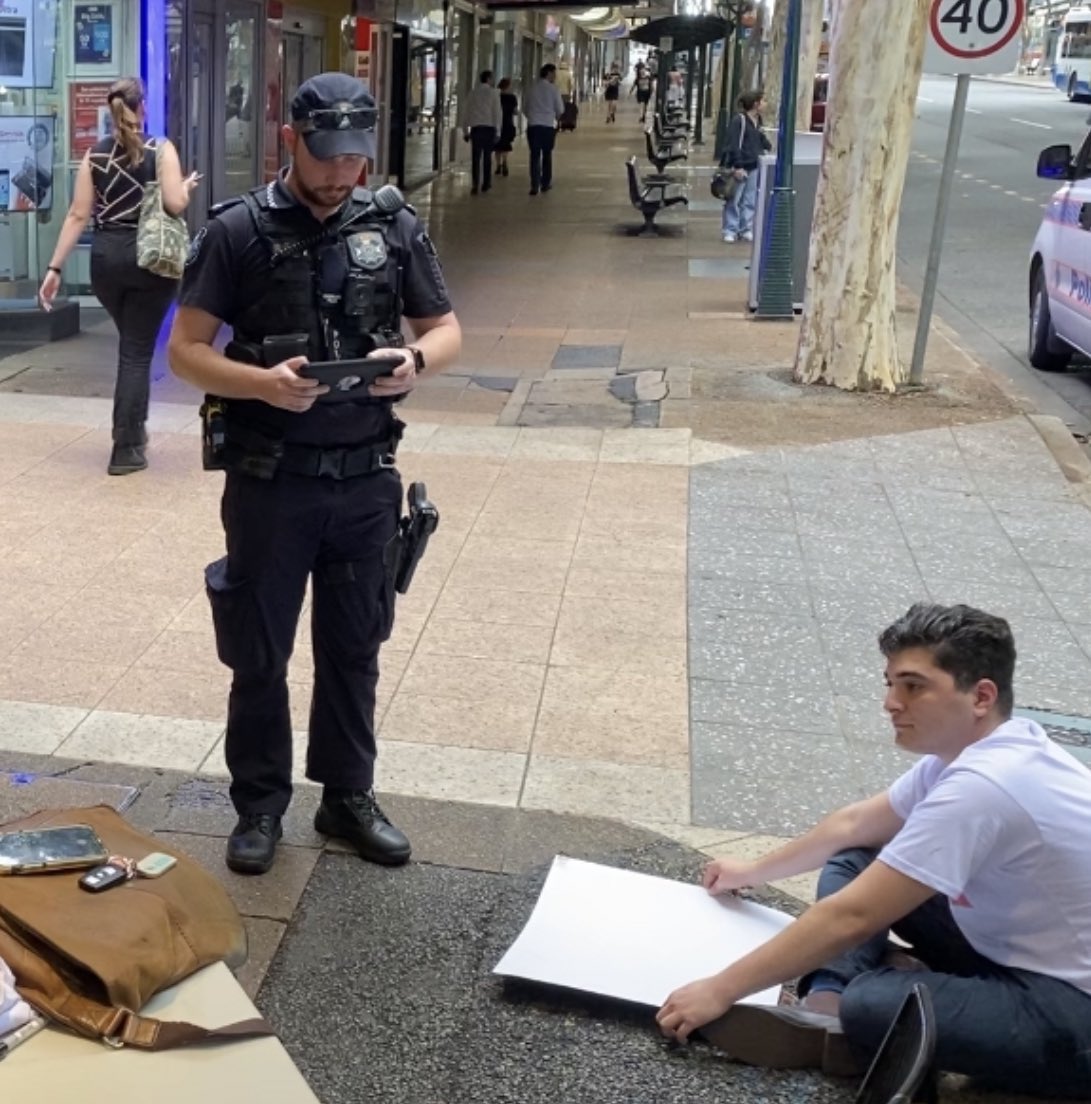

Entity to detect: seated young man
[657,603,1091,1099]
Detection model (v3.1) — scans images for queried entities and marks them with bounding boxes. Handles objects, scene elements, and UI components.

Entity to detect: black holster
[387,482,439,595]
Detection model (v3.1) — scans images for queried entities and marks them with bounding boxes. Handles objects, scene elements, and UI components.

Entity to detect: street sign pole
[909,72,970,385]
[912,0,1024,381]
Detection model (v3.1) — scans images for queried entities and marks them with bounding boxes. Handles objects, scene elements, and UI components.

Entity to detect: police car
[1029,131,1091,370]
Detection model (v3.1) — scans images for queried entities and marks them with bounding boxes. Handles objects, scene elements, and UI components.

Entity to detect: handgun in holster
[390,482,439,595]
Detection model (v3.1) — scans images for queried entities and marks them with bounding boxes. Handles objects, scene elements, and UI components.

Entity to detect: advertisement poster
[0,0,59,88]
[73,3,113,64]
[0,117,55,211]
[69,82,112,160]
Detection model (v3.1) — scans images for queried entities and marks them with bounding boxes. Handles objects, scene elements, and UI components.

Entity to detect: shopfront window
[224,5,258,197]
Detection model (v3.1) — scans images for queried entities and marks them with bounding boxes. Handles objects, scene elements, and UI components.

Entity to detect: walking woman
[39,77,198,475]
[603,66,621,123]
[494,77,518,177]
[720,90,771,244]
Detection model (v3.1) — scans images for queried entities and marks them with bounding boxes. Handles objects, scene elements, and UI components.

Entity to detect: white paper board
[494,856,795,1009]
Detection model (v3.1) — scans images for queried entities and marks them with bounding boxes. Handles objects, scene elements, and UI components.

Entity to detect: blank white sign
[494,856,796,1009]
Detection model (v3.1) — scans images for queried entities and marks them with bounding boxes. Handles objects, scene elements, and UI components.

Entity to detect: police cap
[291,73,378,161]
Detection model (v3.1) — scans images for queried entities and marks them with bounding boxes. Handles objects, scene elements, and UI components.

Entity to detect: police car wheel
[1029,270,1071,373]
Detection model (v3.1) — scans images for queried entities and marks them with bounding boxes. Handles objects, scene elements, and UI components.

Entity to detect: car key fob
[79,862,131,892]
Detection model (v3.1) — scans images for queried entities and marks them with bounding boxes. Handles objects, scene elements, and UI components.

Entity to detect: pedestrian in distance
[658,603,1091,1099]
[523,64,565,195]
[632,64,654,123]
[603,64,621,123]
[38,77,199,475]
[460,70,502,195]
[494,78,518,178]
[720,90,771,244]
[168,73,462,877]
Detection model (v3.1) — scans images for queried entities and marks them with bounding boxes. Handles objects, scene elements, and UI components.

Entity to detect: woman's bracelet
[46,265,62,276]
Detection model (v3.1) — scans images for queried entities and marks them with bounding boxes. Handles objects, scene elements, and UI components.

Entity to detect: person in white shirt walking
[522,64,565,196]
[460,70,502,195]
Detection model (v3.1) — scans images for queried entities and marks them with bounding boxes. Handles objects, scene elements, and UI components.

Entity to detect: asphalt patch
[258,844,853,1104]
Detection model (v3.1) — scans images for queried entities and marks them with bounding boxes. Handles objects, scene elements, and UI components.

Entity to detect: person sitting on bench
[657,603,1091,1100]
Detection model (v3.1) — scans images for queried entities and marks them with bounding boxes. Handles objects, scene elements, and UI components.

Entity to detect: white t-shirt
[880,717,1091,995]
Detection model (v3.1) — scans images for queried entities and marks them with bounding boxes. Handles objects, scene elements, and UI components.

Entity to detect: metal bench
[644,128,688,176]
[625,157,688,236]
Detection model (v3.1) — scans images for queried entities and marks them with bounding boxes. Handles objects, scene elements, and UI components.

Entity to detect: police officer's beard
[291,169,353,210]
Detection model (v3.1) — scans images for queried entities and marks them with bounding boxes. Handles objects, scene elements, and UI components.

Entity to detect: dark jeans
[527,125,556,190]
[206,467,402,816]
[470,125,496,190]
[803,848,1091,1098]
[90,226,178,447]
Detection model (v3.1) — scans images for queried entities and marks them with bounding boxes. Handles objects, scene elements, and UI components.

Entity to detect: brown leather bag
[0,805,275,1049]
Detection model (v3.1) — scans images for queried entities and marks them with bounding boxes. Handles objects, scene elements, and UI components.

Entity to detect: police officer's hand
[367,350,419,399]
[258,357,328,412]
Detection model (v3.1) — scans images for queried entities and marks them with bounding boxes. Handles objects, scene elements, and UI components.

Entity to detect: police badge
[347,230,387,270]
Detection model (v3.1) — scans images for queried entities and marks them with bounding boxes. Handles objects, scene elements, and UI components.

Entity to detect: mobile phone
[0,825,109,875]
[299,356,405,402]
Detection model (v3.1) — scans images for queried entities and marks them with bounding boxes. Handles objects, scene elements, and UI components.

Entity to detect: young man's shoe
[699,1004,863,1077]
[107,444,147,476]
[225,813,282,875]
[482,184,491,193]
[741,231,754,242]
[529,187,539,195]
[722,233,737,243]
[315,788,411,866]
[541,184,552,192]
[471,186,479,195]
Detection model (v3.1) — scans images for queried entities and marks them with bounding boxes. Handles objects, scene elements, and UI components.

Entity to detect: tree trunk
[794,0,929,393]
[763,0,788,128]
[794,0,825,132]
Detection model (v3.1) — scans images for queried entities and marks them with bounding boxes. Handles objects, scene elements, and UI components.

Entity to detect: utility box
[747,131,824,314]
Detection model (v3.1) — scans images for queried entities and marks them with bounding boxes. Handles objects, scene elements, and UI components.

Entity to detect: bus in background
[1055,8,1091,101]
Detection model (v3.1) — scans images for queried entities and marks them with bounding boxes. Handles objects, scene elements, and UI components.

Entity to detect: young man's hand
[656,975,735,1042]
[702,857,758,895]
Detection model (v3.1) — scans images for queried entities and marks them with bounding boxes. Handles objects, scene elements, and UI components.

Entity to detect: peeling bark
[794,0,929,393]
[794,0,825,133]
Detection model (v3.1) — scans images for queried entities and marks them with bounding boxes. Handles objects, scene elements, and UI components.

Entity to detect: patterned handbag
[136,142,189,280]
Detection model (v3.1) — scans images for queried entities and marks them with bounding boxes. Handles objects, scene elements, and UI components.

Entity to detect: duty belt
[223,423,400,480]
[277,440,398,479]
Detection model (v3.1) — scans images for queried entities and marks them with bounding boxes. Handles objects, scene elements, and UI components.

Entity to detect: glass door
[280,28,325,167]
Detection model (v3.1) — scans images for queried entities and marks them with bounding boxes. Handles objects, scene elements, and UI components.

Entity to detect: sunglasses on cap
[295,106,377,133]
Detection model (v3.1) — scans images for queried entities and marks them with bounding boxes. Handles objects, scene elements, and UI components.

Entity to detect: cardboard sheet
[494,856,795,1008]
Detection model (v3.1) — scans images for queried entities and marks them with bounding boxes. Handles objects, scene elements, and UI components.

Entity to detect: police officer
[168,73,461,875]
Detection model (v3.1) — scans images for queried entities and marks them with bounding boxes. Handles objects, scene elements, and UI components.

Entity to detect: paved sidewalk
[0,96,1082,1102]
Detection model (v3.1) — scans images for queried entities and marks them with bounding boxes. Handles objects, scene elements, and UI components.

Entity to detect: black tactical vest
[222,182,403,448]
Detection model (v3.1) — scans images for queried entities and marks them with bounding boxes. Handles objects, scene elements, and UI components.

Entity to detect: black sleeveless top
[89,136,158,228]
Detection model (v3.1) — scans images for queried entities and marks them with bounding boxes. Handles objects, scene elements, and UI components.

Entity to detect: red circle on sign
[929,0,1025,59]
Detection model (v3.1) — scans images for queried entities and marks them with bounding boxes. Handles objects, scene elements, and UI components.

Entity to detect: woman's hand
[183,171,202,196]
[38,269,61,313]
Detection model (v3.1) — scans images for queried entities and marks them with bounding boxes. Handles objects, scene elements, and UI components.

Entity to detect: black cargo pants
[205,466,402,816]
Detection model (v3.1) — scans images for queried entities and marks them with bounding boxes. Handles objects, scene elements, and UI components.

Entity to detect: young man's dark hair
[479,70,493,83]
[737,89,764,112]
[540,63,556,79]
[879,602,1016,716]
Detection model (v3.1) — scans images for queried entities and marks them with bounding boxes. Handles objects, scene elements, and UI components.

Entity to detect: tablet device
[0,825,109,875]
[299,356,404,402]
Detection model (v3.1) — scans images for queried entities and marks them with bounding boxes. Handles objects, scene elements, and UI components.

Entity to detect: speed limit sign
[924,0,1025,74]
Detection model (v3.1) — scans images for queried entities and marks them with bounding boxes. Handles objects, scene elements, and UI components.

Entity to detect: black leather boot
[315,789,411,866]
[107,444,147,476]
[225,813,282,874]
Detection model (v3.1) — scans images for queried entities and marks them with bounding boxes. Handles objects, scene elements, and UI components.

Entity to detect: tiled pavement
[0,98,1086,1102]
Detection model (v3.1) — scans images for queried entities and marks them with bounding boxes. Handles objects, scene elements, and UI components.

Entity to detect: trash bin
[747,131,824,314]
